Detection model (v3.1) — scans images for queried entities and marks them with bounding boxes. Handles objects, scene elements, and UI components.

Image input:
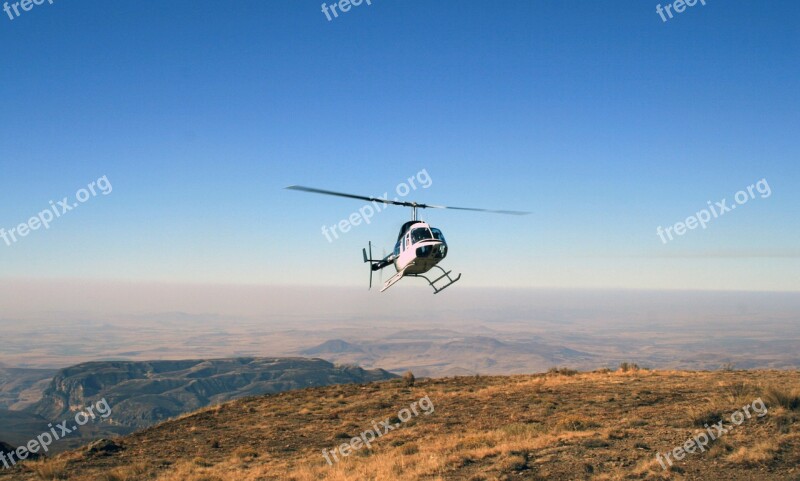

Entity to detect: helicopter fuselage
[363,220,459,293]
[390,221,448,274]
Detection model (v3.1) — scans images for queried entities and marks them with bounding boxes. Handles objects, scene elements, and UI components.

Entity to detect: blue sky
[1,0,798,292]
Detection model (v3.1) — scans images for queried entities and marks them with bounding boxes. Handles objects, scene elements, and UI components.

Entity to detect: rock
[86,439,122,456]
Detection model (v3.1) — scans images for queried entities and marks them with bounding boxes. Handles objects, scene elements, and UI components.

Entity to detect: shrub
[100,462,150,481]
[500,454,527,471]
[723,381,755,402]
[401,443,419,455]
[232,446,259,462]
[690,405,725,428]
[34,459,69,480]
[763,385,800,411]
[555,414,598,431]
[728,441,779,466]
[547,367,578,376]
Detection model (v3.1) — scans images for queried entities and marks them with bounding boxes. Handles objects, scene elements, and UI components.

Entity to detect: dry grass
[32,458,69,480]
[688,399,727,428]
[547,367,578,376]
[554,414,599,432]
[97,462,151,481]
[727,440,780,466]
[3,370,800,481]
[762,385,800,411]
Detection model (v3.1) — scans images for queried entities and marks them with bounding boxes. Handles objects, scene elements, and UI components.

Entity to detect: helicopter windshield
[431,228,445,242]
[410,227,434,244]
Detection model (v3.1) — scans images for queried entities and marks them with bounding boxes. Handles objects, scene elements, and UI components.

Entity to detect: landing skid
[409,265,461,294]
[380,272,406,292]
[379,263,461,294]
[380,262,413,292]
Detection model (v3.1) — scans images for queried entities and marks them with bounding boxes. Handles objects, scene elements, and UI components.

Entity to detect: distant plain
[2,286,797,377]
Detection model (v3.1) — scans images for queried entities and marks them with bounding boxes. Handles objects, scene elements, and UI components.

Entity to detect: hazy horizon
[2,280,797,372]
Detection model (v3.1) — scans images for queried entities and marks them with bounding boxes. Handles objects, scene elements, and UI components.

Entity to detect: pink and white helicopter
[286,186,529,294]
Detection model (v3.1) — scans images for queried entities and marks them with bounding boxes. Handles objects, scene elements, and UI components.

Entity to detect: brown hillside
[3,369,800,480]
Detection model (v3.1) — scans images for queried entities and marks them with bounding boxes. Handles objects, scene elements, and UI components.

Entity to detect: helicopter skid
[380,264,412,292]
[410,265,461,294]
[380,263,461,294]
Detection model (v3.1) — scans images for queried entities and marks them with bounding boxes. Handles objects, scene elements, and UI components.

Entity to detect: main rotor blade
[285,185,530,215]
[285,185,416,208]
[425,204,531,216]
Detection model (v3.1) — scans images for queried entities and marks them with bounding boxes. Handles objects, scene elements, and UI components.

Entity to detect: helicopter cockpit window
[431,228,445,242]
[410,227,434,244]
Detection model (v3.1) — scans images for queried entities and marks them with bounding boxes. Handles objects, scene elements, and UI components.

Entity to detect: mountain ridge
[3,369,798,480]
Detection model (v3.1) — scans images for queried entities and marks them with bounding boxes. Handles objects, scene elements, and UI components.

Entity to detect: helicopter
[286,185,529,294]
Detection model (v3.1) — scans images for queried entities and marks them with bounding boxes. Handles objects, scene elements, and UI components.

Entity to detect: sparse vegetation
[3,370,799,481]
[762,385,800,411]
[728,441,780,466]
[722,380,755,403]
[231,446,258,462]
[555,414,599,431]
[690,403,726,428]
[547,367,578,376]
[98,462,150,481]
[33,458,69,480]
[618,362,640,372]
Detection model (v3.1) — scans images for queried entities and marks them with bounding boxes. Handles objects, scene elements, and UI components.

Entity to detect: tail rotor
[362,241,374,289]
[380,247,387,286]
[362,242,392,290]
